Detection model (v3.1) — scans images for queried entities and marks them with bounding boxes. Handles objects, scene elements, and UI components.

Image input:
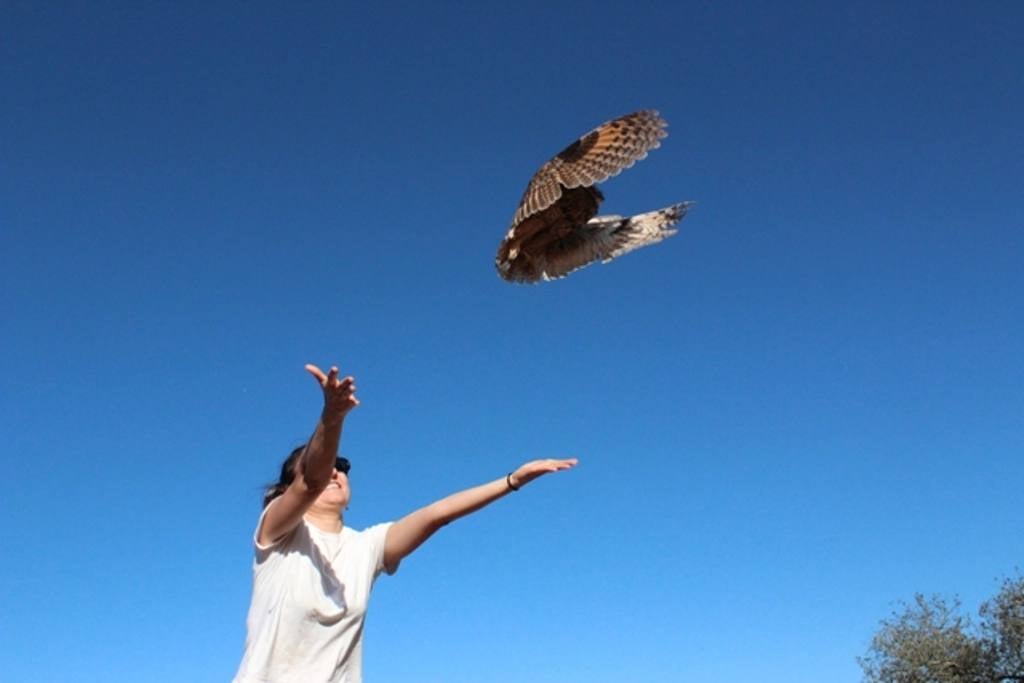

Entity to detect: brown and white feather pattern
[530,202,694,282]
[496,110,694,284]
[511,110,668,228]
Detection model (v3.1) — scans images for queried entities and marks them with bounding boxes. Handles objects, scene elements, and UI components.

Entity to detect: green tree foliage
[860,575,1024,683]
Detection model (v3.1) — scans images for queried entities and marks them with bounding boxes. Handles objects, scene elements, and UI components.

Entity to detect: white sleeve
[252,499,296,559]
[362,522,398,576]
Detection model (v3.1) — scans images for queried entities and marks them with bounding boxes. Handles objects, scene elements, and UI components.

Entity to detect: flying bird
[495,110,694,284]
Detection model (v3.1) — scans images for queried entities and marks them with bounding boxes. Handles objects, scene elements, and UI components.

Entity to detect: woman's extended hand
[305,363,359,424]
[508,458,578,490]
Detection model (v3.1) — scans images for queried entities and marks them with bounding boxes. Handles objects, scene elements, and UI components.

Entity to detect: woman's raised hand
[305,363,359,424]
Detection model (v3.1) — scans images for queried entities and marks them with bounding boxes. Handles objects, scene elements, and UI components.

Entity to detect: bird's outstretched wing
[532,202,693,282]
[510,110,668,228]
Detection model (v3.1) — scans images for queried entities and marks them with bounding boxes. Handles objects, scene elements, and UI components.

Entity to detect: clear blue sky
[2,2,1022,681]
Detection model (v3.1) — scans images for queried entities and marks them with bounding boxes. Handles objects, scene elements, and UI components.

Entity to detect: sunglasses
[335,457,351,475]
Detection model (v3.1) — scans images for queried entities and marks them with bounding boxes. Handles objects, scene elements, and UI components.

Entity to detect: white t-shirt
[233,502,395,683]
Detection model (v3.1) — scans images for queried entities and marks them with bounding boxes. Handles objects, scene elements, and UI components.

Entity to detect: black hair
[262,445,306,509]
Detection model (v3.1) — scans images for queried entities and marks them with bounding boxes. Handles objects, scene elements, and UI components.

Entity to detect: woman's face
[314,466,351,509]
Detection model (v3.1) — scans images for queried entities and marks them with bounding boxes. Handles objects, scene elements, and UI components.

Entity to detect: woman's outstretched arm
[258,364,359,546]
[382,458,577,572]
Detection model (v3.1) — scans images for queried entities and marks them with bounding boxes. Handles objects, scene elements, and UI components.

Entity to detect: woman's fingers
[306,364,357,391]
[306,363,360,418]
[305,363,327,384]
[531,458,577,472]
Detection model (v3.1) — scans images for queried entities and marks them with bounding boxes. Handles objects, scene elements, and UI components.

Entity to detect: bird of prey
[495,110,694,284]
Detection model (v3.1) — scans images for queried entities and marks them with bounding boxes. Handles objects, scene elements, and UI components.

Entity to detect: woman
[233,363,577,683]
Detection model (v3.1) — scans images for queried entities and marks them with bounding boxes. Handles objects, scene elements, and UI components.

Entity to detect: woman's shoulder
[347,521,393,539]
[253,500,307,556]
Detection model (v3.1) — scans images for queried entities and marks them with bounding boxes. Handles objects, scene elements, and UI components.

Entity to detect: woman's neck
[304,506,344,533]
